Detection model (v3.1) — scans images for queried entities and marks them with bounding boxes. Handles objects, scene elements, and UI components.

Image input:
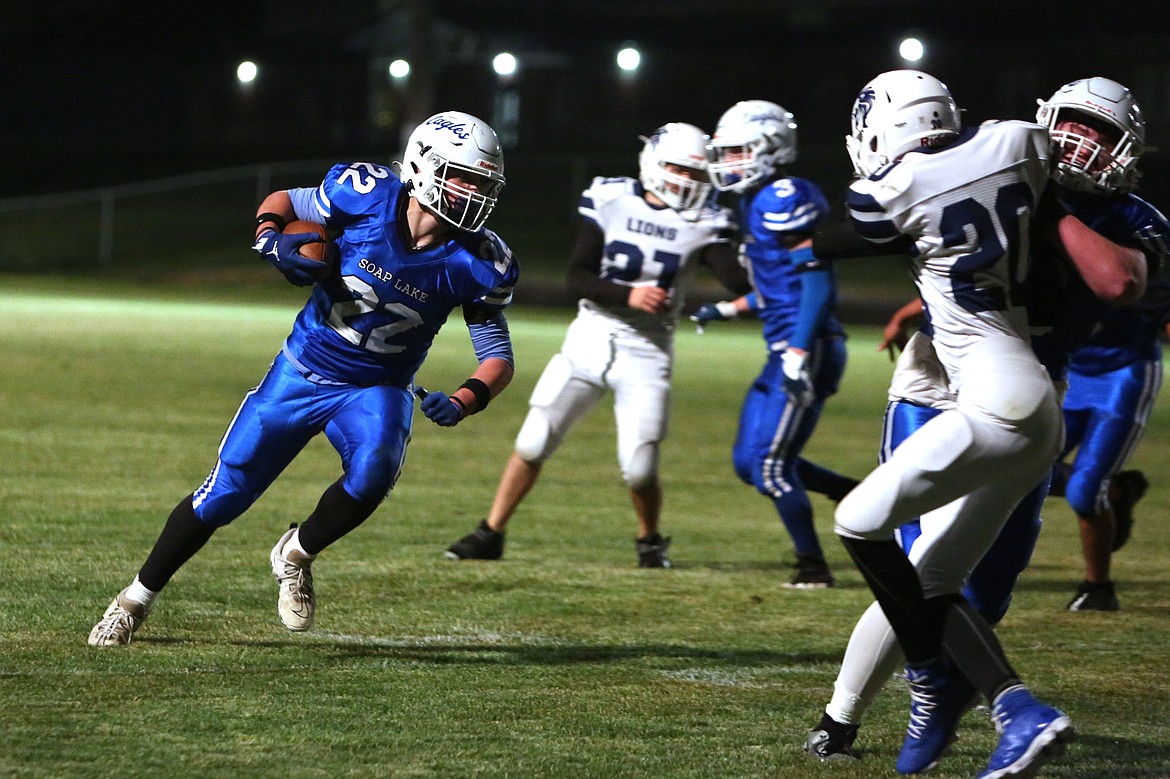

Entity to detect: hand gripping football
[284,220,336,270]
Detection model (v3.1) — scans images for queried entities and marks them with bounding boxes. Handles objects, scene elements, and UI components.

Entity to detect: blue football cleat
[896,658,978,774]
[979,686,1074,778]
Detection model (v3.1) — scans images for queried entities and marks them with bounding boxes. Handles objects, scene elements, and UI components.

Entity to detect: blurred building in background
[3,0,1169,281]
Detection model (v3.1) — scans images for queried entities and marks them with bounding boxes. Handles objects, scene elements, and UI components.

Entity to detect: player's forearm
[567,265,630,305]
[254,191,296,238]
[451,357,514,413]
[566,221,628,305]
[790,265,833,351]
[1055,215,1146,305]
[703,242,752,295]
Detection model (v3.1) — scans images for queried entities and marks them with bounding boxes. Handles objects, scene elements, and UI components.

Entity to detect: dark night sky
[5,0,1170,204]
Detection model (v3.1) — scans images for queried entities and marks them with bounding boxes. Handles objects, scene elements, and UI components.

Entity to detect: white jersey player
[445,123,749,566]
[809,78,1153,773]
[823,70,1079,779]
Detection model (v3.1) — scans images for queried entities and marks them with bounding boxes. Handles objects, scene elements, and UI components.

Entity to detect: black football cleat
[445,519,505,560]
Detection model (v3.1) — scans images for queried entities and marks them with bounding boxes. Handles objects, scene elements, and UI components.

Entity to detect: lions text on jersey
[283,162,519,387]
[577,176,735,335]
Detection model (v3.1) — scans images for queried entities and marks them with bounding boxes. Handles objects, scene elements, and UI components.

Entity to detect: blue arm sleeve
[468,313,515,366]
[790,248,833,351]
[744,292,760,312]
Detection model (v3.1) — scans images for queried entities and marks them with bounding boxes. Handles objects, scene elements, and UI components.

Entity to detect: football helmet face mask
[399,111,506,232]
[1036,77,1145,194]
[638,122,713,214]
[846,70,961,178]
[708,100,797,192]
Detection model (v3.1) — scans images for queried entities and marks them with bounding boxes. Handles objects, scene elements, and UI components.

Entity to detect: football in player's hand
[284,220,336,268]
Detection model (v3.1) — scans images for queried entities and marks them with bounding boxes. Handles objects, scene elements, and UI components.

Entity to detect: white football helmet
[1036,77,1145,194]
[638,122,713,213]
[707,100,797,192]
[846,70,961,178]
[399,111,506,231]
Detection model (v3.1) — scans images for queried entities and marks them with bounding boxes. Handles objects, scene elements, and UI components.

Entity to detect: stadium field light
[899,36,924,63]
[388,59,410,79]
[236,60,258,84]
[617,44,641,73]
[493,52,518,77]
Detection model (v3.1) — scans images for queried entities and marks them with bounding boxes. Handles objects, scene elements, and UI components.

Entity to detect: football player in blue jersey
[691,100,857,588]
[1034,77,1170,612]
[445,122,750,567]
[89,111,520,646]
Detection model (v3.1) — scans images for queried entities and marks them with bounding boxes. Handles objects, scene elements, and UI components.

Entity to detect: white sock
[283,528,317,564]
[826,601,903,725]
[124,576,158,609]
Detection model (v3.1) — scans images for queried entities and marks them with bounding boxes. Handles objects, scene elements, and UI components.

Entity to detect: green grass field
[2,275,1168,778]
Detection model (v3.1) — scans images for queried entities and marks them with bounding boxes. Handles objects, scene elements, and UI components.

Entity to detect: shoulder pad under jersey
[314,162,399,226]
[579,176,641,215]
[453,227,520,283]
[754,176,829,234]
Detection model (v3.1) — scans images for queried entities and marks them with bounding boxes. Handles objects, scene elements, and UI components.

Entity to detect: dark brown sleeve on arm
[566,220,630,306]
[701,240,752,295]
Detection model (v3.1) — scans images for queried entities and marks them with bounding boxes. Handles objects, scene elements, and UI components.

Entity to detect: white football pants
[514,305,671,489]
[827,334,1062,724]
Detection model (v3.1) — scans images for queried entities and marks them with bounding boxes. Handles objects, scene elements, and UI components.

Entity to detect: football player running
[814,70,1145,779]
[445,122,749,567]
[89,111,520,646]
[692,100,858,587]
[1035,78,1170,612]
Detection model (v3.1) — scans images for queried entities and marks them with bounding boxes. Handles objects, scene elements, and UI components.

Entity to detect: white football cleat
[88,588,149,647]
[270,524,316,632]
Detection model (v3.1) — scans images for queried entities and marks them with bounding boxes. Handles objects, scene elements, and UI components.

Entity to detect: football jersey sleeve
[1129,195,1170,276]
[704,204,739,243]
[455,228,519,314]
[578,176,640,231]
[846,175,909,245]
[311,162,397,229]
[753,177,830,236]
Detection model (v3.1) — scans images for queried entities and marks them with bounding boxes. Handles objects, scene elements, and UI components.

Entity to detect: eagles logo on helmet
[399,111,506,232]
[845,70,960,178]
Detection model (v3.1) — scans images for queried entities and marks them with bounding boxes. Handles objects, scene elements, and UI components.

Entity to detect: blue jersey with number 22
[284,162,519,387]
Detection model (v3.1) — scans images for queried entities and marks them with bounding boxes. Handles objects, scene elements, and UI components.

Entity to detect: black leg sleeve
[137,495,216,592]
[796,458,860,502]
[937,595,1021,702]
[839,536,947,665]
[296,479,381,555]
